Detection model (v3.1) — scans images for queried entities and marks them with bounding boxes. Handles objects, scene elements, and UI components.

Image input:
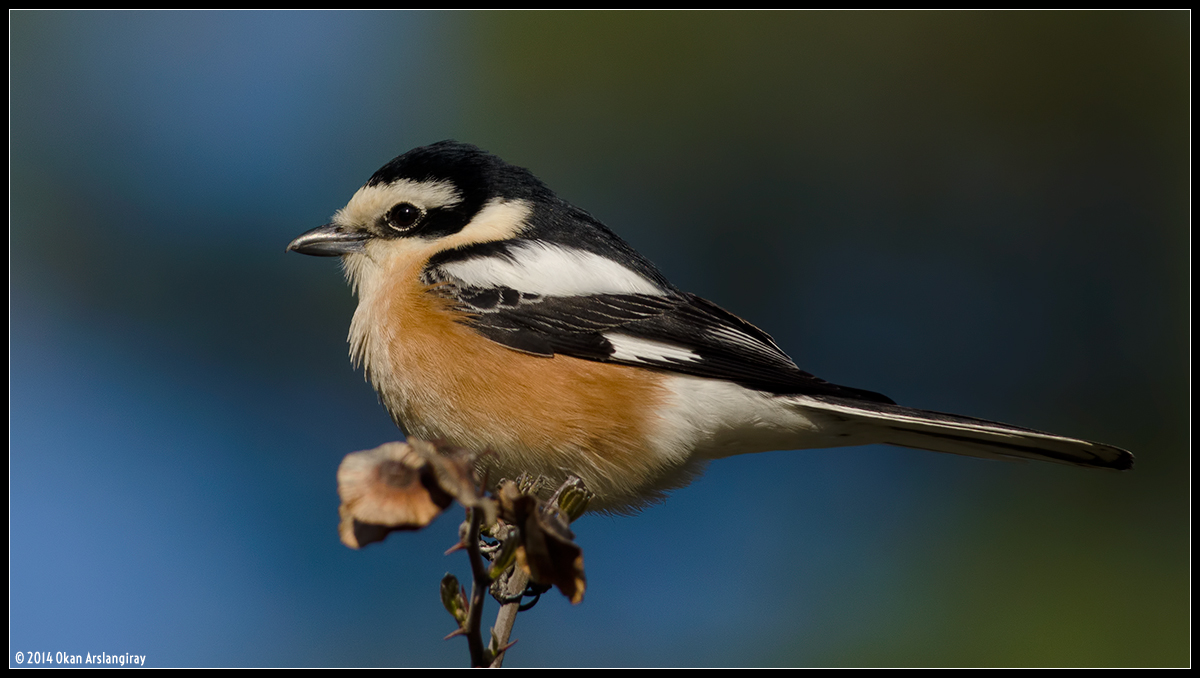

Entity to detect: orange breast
[366,256,679,505]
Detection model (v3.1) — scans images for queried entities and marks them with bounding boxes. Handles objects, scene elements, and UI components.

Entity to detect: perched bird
[288,141,1132,513]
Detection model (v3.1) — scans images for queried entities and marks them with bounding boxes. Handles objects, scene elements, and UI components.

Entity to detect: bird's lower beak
[286,223,369,257]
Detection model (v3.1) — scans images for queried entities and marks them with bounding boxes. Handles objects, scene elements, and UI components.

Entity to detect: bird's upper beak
[286,223,369,257]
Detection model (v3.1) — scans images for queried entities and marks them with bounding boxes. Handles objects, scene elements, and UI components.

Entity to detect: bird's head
[287,140,672,297]
[287,140,549,255]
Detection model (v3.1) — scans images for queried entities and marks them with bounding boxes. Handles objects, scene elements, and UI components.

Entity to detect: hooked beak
[286,223,369,257]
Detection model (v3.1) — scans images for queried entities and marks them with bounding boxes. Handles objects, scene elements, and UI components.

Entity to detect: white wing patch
[437,241,669,297]
[606,333,701,364]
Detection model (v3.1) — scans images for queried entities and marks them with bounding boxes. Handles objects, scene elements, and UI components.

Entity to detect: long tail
[794,395,1133,470]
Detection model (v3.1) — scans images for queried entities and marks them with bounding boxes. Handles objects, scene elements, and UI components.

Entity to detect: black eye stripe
[385,202,425,232]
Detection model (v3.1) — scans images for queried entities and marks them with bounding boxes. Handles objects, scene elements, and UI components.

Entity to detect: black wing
[431,282,895,404]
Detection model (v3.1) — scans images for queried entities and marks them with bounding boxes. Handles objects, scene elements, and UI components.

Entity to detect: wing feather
[429,278,894,403]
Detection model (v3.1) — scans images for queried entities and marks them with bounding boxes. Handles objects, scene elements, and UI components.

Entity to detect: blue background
[11,11,1188,667]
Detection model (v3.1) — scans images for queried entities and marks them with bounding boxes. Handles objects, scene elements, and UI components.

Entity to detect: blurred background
[10,11,1187,667]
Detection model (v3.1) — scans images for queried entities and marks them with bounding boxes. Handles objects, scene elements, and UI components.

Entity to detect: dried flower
[497,481,586,604]
[336,442,455,548]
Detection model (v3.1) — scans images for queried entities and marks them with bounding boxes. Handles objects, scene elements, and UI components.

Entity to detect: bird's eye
[385,202,424,232]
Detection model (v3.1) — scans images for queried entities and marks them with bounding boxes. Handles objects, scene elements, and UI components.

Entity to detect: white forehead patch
[437,241,668,297]
[332,179,461,228]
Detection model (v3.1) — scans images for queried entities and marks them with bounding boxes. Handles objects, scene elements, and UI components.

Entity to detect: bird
[288,140,1133,513]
